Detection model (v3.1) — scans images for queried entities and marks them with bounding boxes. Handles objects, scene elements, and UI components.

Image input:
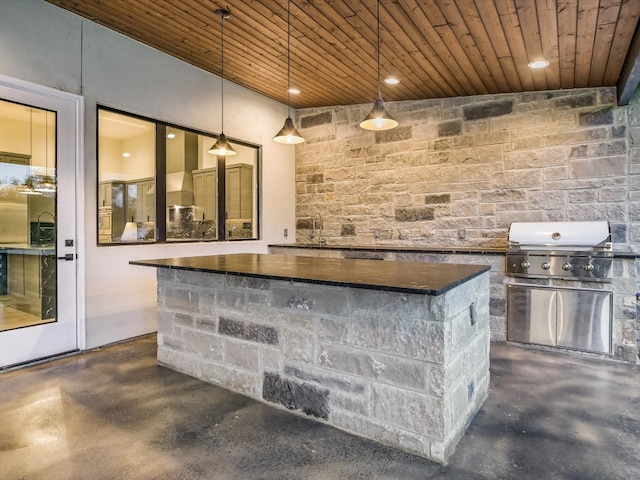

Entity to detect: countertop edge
[130,256,491,296]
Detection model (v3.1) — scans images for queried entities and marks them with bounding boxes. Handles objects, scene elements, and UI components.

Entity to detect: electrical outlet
[284,228,288,238]
[458,229,465,240]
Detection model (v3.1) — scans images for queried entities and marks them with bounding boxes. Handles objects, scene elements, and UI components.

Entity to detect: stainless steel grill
[505,221,612,282]
[505,221,613,355]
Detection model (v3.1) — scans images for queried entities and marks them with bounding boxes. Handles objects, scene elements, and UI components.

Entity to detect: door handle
[57,253,75,261]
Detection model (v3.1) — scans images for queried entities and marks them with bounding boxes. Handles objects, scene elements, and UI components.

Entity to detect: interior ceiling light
[122,152,131,157]
[167,133,176,139]
[384,77,400,85]
[273,0,305,145]
[208,8,237,156]
[288,87,300,95]
[528,59,550,69]
[360,0,397,131]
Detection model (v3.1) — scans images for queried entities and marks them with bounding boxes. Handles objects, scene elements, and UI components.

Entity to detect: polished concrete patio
[1,335,638,479]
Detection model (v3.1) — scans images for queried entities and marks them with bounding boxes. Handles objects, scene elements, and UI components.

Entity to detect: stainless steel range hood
[165,171,193,206]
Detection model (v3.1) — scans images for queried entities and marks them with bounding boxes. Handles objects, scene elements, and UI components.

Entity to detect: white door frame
[0,73,86,354]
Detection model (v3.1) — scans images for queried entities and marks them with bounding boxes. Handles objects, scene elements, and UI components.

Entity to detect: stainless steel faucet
[36,211,56,245]
[311,212,324,245]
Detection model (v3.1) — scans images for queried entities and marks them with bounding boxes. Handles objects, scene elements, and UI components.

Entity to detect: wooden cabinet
[225,164,253,220]
[126,178,154,223]
[193,168,216,222]
[98,181,125,208]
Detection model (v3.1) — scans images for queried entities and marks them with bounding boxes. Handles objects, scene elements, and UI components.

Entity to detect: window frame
[96,106,261,245]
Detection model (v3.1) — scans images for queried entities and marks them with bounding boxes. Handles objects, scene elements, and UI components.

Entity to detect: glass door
[0,82,78,368]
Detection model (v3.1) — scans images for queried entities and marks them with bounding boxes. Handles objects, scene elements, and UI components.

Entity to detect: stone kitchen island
[131,253,490,463]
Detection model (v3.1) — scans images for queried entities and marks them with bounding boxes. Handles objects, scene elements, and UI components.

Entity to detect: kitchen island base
[142,254,490,464]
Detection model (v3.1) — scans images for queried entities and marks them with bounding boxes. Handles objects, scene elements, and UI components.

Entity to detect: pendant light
[20,108,41,195]
[273,0,305,145]
[208,8,236,156]
[35,110,56,193]
[359,0,397,131]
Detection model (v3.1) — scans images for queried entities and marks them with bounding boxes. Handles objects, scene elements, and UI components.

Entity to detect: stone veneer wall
[293,87,640,363]
[156,268,490,463]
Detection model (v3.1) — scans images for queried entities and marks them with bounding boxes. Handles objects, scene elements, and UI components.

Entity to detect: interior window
[98,110,155,244]
[97,108,260,244]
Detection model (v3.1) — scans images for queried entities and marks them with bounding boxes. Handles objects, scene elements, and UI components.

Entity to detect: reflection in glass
[0,99,57,331]
[98,110,155,244]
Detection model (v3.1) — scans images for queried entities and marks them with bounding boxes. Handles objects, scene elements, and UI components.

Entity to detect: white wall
[0,0,297,348]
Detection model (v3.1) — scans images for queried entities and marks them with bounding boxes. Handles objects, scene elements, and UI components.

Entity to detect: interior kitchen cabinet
[126,178,154,223]
[6,252,56,319]
[98,181,125,243]
[192,168,216,222]
[225,163,253,220]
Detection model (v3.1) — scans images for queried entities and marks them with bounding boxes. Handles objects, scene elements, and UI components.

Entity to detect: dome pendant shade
[359,96,398,131]
[208,132,237,156]
[273,117,305,144]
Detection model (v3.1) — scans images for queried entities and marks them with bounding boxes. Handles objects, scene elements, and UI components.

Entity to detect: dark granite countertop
[0,243,56,256]
[269,243,639,259]
[130,253,491,295]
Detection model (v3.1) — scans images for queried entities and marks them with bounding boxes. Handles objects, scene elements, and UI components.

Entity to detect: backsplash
[294,87,636,250]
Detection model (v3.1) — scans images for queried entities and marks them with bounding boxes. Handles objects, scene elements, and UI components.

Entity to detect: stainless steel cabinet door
[557,289,612,354]
[507,286,557,347]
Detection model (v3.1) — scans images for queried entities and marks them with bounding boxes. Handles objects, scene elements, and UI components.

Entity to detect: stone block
[318,316,349,344]
[372,384,444,437]
[246,305,316,331]
[554,94,596,109]
[226,275,270,291]
[175,270,224,289]
[157,309,174,333]
[260,346,281,371]
[463,100,513,120]
[351,311,445,363]
[328,390,370,416]
[353,288,428,318]
[395,206,434,221]
[158,346,201,378]
[438,120,461,137]
[375,126,412,143]
[341,223,356,236]
[284,365,367,394]
[330,409,402,448]
[271,284,351,318]
[224,338,259,371]
[318,344,429,390]
[201,362,259,397]
[579,108,613,126]
[569,156,626,178]
[301,111,332,129]
[216,289,246,310]
[180,328,224,362]
[282,329,315,364]
[218,316,279,345]
[425,193,451,204]
[164,287,198,312]
[262,371,329,419]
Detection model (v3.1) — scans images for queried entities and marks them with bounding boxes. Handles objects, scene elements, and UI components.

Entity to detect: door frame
[0,73,86,354]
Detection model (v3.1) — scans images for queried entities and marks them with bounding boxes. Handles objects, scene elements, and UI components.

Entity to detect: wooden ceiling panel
[44,0,640,108]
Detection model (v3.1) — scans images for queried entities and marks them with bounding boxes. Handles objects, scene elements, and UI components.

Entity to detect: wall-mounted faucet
[311,212,324,245]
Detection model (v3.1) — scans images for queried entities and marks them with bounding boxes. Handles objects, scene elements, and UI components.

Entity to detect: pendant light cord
[220,12,225,133]
[287,0,291,117]
[376,0,381,98]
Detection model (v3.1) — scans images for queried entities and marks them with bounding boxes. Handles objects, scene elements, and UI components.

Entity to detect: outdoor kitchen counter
[269,243,639,259]
[131,253,491,464]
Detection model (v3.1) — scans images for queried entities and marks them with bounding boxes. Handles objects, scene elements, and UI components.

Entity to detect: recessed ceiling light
[384,77,400,85]
[122,152,131,157]
[528,59,549,69]
[288,87,300,95]
[167,133,176,139]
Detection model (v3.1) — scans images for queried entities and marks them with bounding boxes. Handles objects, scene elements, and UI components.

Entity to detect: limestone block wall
[293,86,640,363]
[155,267,491,463]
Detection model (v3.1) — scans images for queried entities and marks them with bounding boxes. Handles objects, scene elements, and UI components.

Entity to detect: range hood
[165,171,193,207]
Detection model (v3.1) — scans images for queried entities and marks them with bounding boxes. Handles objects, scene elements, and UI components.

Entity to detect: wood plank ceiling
[45,0,640,108]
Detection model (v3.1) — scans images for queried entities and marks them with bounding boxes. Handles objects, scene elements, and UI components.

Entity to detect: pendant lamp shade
[208,8,236,156]
[359,0,397,131]
[35,110,57,193]
[273,0,305,144]
[273,117,305,144]
[20,108,42,195]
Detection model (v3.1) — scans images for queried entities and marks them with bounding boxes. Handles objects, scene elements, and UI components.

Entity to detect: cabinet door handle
[57,253,75,261]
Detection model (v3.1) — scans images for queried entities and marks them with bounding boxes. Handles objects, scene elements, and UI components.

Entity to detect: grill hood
[508,221,611,250]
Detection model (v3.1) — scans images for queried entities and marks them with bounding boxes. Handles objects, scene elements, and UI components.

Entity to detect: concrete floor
[1,335,638,480]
